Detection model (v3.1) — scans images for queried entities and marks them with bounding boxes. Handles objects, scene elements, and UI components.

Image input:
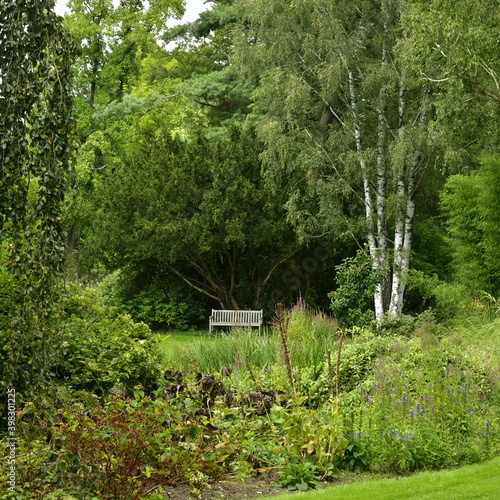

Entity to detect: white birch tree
[235,0,439,320]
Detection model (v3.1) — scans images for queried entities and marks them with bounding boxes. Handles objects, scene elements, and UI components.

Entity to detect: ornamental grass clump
[286,300,338,369]
[173,327,279,375]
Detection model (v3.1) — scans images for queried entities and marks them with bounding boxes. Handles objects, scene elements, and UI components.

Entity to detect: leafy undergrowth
[2,300,500,499]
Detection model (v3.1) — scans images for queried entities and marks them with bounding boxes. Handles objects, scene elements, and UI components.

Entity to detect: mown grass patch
[264,455,500,499]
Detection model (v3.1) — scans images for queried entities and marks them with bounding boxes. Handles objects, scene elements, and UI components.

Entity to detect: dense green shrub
[123,287,189,329]
[441,156,500,296]
[406,270,483,321]
[328,249,381,328]
[0,437,81,500]
[297,331,390,407]
[99,270,206,330]
[375,310,438,337]
[55,284,164,395]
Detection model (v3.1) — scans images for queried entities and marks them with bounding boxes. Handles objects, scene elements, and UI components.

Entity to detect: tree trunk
[389,172,417,315]
[374,105,390,318]
[388,88,428,315]
[348,68,386,321]
[389,176,407,314]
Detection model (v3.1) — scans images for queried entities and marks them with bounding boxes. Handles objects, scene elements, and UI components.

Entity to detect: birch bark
[374,11,391,321]
[347,67,386,320]
[389,91,428,315]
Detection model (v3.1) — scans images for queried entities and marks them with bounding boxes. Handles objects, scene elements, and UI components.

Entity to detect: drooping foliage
[0,0,77,394]
[403,0,500,110]
[402,0,500,161]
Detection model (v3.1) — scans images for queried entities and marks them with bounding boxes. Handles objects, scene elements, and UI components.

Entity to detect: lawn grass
[263,456,500,499]
[159,330,214,365]
[160,331,208,347]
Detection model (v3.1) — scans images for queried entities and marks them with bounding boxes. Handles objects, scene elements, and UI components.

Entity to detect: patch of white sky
[54,0,212,26]
[0,2,207,91]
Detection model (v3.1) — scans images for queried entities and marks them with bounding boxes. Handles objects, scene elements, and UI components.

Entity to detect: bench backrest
[211,309,262,325]
[209,309,263,333]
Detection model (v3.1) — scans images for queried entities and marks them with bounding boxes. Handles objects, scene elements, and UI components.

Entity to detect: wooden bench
[209,309,263,334]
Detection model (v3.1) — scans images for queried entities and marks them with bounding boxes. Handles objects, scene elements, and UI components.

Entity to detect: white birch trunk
[390,174,406,310]
[374,96,388,321]
[389,90,427,315]
[389,168,417,315]
[347,69,376,251]
[347,68,385,320]
[374,19,390,320]
[387,69,407,316]
[399,176,416,312]
[389,184,408,314]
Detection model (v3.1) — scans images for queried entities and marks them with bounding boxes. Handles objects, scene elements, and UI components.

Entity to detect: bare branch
[481,62,500,91]
[420,71,450,83]
[167,265,222,303]
[159,92,182,99]
[261,244,304,289]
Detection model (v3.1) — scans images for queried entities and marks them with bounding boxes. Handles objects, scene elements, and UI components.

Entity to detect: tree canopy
[14,0,497,329]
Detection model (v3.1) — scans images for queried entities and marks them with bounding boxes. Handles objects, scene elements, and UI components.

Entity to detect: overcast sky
[54,0,212,25]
